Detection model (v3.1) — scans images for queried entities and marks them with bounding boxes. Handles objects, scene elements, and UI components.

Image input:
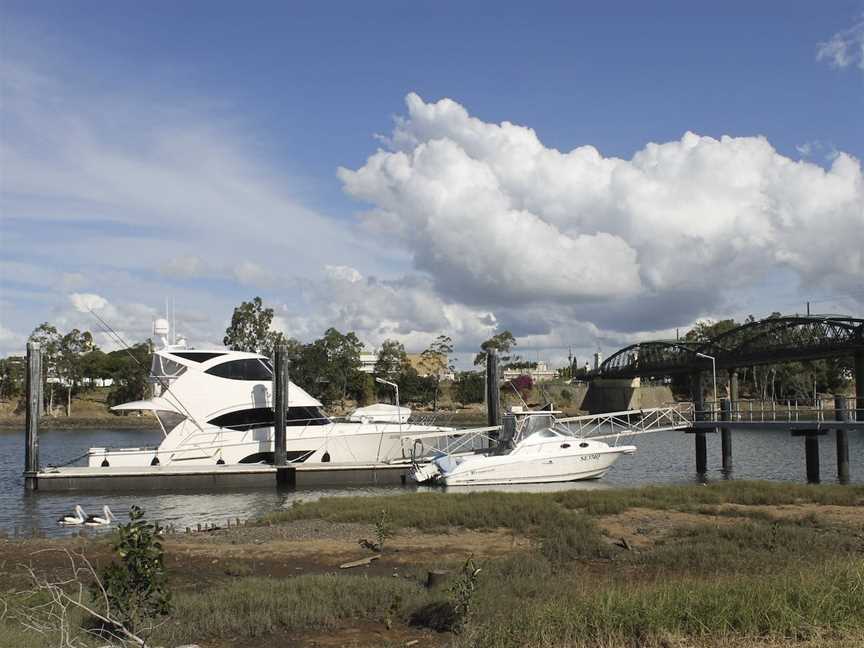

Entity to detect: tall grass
[156,574,433,644]
[260,481,864,530]
[458,559,864,648]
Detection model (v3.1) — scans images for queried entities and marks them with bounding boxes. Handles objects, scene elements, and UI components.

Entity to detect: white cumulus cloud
[340,94,864,313]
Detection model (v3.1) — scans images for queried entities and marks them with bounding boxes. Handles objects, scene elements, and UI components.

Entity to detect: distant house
[502,361,557,383]
[359,351,378,374]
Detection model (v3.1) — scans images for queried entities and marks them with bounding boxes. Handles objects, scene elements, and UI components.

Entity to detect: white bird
[58,505,86,525]
[84,505,116,526]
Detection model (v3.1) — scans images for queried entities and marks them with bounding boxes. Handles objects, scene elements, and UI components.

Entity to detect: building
[502,361,557,383]
[593,351,603,371]
[359,351,378,374]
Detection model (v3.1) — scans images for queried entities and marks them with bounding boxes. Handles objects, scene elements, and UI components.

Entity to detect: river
[1,424,861,537]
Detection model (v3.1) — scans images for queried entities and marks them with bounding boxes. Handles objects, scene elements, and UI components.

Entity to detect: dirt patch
[717,503,864,529]
[597,508,739,550]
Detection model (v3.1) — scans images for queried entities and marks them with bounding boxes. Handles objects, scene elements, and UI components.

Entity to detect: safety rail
[696,397,862,424]
[556,405,694,443]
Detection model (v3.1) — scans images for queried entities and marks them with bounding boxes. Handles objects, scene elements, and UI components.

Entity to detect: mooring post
[728,369,739,419]
[790,428,825,484]
[835,395,850,484]
[24,341,42,491]
[854,351,864,422]
[720,398,732,475]
[691,371,707,476]
[486,349,501,445]
[273,344,291,486]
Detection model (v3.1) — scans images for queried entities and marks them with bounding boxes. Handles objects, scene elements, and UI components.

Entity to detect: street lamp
[375,377,401,463]
[695,352,717,418]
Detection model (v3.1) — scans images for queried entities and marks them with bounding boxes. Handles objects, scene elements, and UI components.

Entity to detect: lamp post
[375,377,401,461]
[695,352,717,419]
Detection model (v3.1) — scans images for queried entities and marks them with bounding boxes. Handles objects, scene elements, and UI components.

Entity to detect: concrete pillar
[835,395,849,484]
[728,369,739,419]
[720,398,732,475]
[24,342,42,491]
[855,351,864,422]
[692,371,707,476]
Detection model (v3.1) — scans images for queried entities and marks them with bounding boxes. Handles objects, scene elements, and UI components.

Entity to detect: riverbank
[2,481,864,647]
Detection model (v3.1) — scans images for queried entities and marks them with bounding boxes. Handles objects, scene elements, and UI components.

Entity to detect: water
[1,425,861,537]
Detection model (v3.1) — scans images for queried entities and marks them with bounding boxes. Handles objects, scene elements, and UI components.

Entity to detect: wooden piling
[835,395,850,484]
[720,398,732,474]
[24,341,42,491]
[273,344,295,486]
[692,371,707,476]
[486,349,501,444]
[791,429,825,484]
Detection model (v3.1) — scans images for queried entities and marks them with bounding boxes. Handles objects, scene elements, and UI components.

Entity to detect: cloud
[341,94,864,316]
[817,17,864,71]
[70,293,108,313]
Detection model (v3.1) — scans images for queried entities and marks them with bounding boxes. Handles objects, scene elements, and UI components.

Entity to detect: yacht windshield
[205,359,273,381]
[150,355,187,381]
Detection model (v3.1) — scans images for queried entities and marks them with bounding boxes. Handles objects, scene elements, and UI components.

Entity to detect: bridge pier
[855,351,864,422]
[691,371,707,477]
[720,398,732,475]
[835,395,850,484]
[791,429,826,484]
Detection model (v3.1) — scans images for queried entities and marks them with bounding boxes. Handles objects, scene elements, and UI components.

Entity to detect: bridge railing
[697,397,862,424]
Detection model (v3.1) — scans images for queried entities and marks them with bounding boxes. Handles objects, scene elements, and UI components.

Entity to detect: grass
[459,559,864,647]
[260,481,864,531]
[154,574,434,644]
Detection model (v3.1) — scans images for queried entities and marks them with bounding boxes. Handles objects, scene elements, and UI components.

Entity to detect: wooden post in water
[273,344,293,486]
[24,342,42,491]
[791,429,825,484]
[486,349,500,445]
[720,398,732,475]
[835,395,850,484]
[691,371,707,476]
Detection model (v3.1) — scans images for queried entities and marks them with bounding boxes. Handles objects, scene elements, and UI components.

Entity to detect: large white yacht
[88,322,452,468]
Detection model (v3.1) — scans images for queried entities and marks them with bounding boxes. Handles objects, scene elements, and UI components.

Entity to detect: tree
[474,330,516,366]
[106,343,152,410]
[314,328,364,406]
[374,339,408,384]
[0,356,24,402]
[28,323,62,415]
[223,297,284,355]
[453,371,484,404]
[56,329,95,416]
[420,335,454,410]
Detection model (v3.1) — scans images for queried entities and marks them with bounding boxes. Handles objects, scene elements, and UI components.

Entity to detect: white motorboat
[412,410,636,486]
[88,320,451,468]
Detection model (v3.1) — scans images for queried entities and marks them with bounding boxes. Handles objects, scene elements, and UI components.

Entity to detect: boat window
[205,359,273,381]
[151,356,187,379]
[208,406,329,430]
[538,429,557,437]
[170,352,227,363]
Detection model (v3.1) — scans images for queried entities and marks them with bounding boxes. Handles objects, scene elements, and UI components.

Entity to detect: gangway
[557,405,694,441]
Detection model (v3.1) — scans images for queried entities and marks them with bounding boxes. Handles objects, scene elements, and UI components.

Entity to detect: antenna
[172,296,176,345]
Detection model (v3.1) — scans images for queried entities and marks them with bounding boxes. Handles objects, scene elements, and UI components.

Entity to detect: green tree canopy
[474,330,516,366]
[223,297,284,355]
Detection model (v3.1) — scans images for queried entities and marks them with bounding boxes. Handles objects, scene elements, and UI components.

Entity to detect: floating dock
[34,462,413,492]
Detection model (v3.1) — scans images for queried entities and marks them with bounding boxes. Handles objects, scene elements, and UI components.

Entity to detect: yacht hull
[441,446,635,486]
[88,423,448,468]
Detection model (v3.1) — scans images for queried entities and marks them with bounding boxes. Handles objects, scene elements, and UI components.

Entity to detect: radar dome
[153,318,170,337]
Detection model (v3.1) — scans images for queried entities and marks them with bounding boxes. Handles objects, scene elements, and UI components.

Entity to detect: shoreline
[2,481,864,647]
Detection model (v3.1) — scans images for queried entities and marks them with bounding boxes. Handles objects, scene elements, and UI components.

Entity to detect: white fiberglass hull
[88,422,447,468]
[442,446,636,486]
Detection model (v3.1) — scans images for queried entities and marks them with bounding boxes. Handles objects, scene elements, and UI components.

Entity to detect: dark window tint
[205,359,272,381]
[208,406,328,430]
[171,352,227,363]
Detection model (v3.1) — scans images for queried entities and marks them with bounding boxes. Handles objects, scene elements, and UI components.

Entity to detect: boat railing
[399,425,502,464]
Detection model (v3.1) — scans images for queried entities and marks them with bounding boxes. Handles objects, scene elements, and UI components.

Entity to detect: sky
[1,1,863,369]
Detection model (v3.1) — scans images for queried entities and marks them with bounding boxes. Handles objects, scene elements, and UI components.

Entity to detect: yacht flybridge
[88,321,452,468]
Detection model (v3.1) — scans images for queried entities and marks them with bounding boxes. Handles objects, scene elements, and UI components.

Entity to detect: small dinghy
[413,410,636,486]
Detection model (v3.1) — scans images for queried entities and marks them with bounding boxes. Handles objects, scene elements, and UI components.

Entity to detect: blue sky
[1,1,862,366]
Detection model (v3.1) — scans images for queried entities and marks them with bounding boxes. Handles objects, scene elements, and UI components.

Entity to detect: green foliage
[420,334,454,409]
[453,371,484,404]
[449,555,482,633]
[374,508,394,552]
[474,330,516,366]
[0,356,25,400]
[374,339,408,383]
[284,329,365,407]
[106,343,152,410]
[223,296,284,355]
[95,506,171,634]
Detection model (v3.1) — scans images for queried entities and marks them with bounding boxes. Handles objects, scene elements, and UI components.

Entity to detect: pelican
[84,505,115,526]
[58,505,86,525]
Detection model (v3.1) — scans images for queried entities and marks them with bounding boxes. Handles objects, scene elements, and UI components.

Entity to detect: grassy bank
[3,481,864,647]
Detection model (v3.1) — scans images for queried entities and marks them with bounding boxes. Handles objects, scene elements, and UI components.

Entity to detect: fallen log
[339,555,381,569]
